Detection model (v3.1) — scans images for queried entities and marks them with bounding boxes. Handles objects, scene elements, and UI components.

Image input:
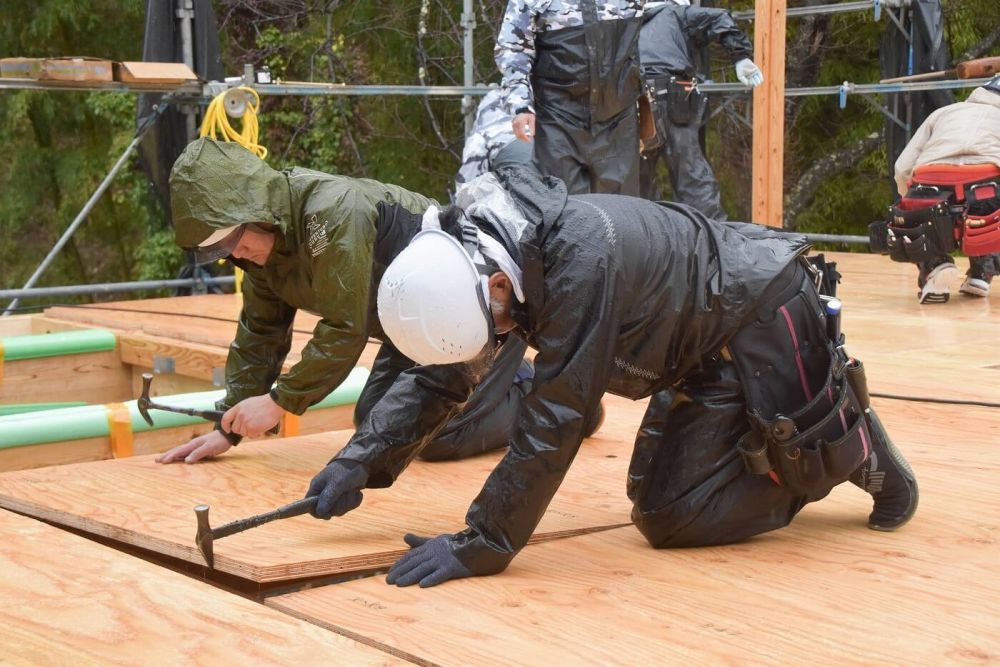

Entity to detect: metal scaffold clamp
[838,81,855,109]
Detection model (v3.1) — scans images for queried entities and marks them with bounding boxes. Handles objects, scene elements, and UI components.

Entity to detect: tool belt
[870,173,1000,259]
[869,194,959,263]
[726,260,870,498]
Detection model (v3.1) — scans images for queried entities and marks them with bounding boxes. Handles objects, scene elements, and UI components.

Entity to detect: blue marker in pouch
[825,297,842,346]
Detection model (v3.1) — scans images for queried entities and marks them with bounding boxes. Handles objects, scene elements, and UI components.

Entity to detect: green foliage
[2,0,997,308]
[0,0,151,303]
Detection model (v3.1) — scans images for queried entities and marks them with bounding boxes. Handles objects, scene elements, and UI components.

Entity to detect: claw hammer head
[194,504,214,568]
[137,373,155,427]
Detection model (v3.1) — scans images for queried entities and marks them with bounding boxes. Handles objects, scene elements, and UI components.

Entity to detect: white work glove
[735,59,764,88]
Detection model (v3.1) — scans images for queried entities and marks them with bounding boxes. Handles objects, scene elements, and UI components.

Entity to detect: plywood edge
[249,522,635,583]
[0,495,210,570]
[265,598,439,667]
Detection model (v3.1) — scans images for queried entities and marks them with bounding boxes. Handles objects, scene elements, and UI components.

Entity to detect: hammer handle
[148,401,225,422]
[211,496,318,540]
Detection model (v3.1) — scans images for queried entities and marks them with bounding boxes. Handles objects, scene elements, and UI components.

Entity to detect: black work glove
[385,533,473,588]
[305,460,369,520]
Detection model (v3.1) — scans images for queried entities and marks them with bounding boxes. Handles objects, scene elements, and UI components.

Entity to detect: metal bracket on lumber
[152,355,176,375]
[211,367,225,387]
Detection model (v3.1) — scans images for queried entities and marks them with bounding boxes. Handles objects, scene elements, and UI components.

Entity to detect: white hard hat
[377,228,492,365]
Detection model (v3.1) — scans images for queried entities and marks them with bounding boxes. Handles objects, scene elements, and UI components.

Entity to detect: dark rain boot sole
[864,409,919,531]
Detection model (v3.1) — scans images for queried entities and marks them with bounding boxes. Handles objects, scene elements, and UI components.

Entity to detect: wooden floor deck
[0,251,997,664]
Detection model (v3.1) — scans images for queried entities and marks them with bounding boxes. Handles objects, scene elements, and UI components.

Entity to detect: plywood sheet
[0,509,403,666]
[828,251,1000,403]
[0,426,635,583]
[267,400,1000,665]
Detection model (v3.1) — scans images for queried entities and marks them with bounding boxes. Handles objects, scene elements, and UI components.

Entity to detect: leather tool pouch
[637,89,661,154]
[739,371,869,497]
[883,200,959,263]
[962,180,1000,256]
[656,76,703,127]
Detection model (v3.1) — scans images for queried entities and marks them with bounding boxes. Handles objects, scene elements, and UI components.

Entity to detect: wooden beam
[0,404,358,473]
[0,510,396,664]
[751,0,787,227]
[0,350,131,405]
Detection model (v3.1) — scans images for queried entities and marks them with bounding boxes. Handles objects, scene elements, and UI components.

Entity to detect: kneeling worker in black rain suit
[156,138,554,466]
[306,169,919,588]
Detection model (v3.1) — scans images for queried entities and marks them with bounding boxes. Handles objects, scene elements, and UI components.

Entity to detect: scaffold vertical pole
[461,0,477,136]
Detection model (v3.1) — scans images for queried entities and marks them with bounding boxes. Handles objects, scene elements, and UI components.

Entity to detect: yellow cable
[199,86,268,159]
[201,88,265,293]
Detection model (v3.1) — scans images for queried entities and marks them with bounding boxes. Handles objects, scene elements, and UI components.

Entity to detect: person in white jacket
[894,75,1000,301]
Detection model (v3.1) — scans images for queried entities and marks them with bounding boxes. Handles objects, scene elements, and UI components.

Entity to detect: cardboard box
[0,57,113,81]
[0,58,37,78]
[115,61,198,85]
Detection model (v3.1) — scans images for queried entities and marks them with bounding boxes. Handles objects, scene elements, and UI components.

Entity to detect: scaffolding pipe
[693,76,991,96]
[732,0,889,21]
[461,0,476,135]
[2,77,986,99]
[802,233,869,244]
[0,276,235,302]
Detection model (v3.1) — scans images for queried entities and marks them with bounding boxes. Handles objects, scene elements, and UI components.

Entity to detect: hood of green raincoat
[170,138,292,248]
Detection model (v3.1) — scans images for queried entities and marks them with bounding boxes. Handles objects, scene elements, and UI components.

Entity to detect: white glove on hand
[735,58,764,88]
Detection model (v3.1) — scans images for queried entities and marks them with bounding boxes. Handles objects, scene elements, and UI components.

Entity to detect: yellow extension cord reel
[199,86,269,292]
[199,86,268,159]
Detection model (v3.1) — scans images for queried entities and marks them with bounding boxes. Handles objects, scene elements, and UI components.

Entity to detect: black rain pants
[629,261,837,547]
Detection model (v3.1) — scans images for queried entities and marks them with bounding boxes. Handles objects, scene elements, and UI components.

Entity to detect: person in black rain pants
[303,169,919,588]
[495,0,645,196]
[638,0,762,218]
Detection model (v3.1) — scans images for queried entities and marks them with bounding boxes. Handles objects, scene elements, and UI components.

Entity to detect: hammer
[194,497,318,568]
[137,373,225,426]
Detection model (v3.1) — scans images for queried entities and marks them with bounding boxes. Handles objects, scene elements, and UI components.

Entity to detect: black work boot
[850,408,919,531]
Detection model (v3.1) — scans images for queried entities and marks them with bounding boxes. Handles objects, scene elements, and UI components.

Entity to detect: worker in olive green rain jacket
[156,137,537,465]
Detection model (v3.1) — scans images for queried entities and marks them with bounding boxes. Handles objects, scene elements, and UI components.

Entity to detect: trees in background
[0,0,996,306]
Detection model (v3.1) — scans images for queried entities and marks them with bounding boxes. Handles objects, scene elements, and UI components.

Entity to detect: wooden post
[751,0,787,228]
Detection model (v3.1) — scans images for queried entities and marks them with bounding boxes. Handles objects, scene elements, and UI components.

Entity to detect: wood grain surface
[267,400,1000,665]
[0,421,638,582]
[0,509,403,666]
[0,350,131,405]
[45,296,382,377]
[830,252,1000,403]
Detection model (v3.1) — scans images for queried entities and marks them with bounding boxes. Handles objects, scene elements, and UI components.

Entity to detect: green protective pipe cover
[0,402,88,417]
[0,366,369,449]
[1,328,117,361]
